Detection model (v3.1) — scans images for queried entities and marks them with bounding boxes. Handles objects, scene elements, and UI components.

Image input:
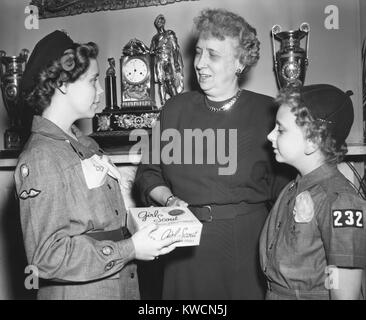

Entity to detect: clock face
[124,58,148,84]
[120,53,155,107]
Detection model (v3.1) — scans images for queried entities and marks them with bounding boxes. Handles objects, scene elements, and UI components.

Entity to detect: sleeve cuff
[142,182,168,205]
[116,238,135,262]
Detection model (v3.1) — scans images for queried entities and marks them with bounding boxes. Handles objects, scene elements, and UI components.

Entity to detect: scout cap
[21,30,74,95]
[301,84,354,146]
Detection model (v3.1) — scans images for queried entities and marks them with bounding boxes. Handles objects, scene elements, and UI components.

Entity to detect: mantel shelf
[1,143,366,169]
[0,146,141,168]
[346,143,366,155]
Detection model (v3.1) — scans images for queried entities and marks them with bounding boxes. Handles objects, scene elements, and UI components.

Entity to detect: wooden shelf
[2,143,366,169]
[0,147,141,168]
[346,143,366,156]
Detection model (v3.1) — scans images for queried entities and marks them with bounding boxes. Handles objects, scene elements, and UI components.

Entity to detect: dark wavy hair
[193,8,260,74]
[26,42,98,115]
[276,86,347,164]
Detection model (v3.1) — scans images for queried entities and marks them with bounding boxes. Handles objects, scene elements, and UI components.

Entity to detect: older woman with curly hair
[14,30,178,300]
[135,8,293,299]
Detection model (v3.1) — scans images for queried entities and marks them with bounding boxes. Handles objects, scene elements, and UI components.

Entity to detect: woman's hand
[131,224,181,261]
[149,186,188,207]
[166,195,188,207]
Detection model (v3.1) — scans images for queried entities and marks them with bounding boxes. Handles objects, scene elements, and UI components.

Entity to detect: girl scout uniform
[260,163,366,299]
[15,116,139,300]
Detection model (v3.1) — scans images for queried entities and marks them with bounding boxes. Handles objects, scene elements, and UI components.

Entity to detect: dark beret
[21,30,74,95]
[301,84,354,146]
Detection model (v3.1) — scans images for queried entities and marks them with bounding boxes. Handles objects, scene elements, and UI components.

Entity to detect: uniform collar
[31,115,104,159]
[295,162,338,193]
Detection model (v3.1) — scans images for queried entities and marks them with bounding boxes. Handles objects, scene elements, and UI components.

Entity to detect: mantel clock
[120,52,155,108]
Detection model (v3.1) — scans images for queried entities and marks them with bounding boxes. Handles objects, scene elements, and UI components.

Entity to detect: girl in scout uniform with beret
[14,30,178,300]
[260,83,366,299]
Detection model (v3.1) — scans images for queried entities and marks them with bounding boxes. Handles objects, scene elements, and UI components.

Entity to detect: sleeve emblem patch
[19,189,41,200]
[332,209,364,228]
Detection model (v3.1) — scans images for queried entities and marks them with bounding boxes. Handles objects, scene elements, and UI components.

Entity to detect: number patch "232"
[332,210,364,228]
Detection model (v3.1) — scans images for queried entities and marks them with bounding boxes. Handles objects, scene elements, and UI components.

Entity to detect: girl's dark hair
[26,42,98,114]
[276,86,347,163]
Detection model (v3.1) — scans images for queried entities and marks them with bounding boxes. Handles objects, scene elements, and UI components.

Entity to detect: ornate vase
[271,23,310,88]
[0,49,29,149]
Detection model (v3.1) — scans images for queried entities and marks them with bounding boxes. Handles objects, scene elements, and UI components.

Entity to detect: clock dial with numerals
[124,58,148,84]
[120,54,155,107]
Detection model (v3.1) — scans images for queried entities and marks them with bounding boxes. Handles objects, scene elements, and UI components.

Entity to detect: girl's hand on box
[131,224,181,261]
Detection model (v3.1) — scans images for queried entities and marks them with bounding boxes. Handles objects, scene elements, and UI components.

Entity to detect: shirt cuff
[143,182,168,206]
[116,238,135,262]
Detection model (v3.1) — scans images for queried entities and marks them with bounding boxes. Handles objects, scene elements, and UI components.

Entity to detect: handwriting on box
[128,207,202,247]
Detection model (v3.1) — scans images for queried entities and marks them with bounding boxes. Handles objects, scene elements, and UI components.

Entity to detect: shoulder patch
[19,189,41,200]
[332,209,364,228]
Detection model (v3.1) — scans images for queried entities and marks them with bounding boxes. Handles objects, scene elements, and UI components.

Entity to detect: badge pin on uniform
[20,164,29,178]
[293,191,315,223]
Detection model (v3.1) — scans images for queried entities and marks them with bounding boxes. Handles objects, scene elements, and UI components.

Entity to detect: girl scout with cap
[14,30,178,300]
[260,84,366,300]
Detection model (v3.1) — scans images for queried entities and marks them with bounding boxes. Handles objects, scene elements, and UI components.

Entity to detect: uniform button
[115,209,119,216]
[269,243,273,250]
[130,273,135,279]
[102,246,113,256]
[105,261,115,271]
[277,222,282,229]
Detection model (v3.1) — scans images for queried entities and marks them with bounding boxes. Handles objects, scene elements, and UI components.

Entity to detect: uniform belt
[188,202,266,222]
[85,226,131,242]
[39,276,120,288]
[267,281,329,299]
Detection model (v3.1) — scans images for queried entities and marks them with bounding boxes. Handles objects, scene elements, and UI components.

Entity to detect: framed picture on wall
[29,0,199,19]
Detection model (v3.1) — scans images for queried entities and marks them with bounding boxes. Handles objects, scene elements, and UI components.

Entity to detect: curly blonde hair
[193,8,260,73]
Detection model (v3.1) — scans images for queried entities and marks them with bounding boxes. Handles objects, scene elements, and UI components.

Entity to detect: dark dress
[134,90,293,299]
